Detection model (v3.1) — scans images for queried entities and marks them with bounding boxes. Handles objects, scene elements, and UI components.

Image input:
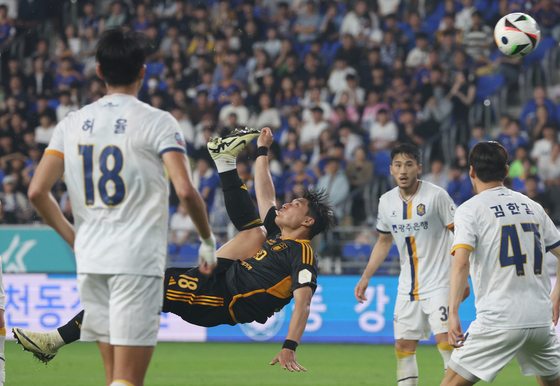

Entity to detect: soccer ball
[494,13,541,57]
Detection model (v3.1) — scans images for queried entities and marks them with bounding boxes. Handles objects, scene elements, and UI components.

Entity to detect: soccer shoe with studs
[207,127,261,160]
[13,328,58,364]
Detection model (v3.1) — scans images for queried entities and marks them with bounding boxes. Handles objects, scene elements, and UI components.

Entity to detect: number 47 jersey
[452,187,560,329]
[46,94,187,277]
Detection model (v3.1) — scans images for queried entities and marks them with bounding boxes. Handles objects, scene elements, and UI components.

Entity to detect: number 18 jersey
[46,94,186,277]
[452,187,560,329]
[376,181,456,301]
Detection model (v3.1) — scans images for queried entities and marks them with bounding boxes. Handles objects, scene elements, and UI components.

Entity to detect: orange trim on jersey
[298,241,313,265]
[44,149,64,159]
[306,243,313,265]
[407,202,413,219]
[451,244,474,255]
[266,276,292,298]
[446,223,455,230]
[281,237,311,242]
[410,237,419,301]
[228,289,266,324]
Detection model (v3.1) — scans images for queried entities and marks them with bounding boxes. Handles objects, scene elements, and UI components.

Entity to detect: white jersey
[452,187,560,329]
[377,181,456,301]
[46,94,187,277]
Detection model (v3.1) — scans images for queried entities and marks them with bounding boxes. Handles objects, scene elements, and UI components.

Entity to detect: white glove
[198,233,217,266]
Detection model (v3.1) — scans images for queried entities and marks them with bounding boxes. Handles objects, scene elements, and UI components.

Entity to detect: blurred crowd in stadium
[0,0,560,249]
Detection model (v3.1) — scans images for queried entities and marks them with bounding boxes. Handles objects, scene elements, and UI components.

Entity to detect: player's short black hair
[469,141,508,183]
[303,188,336,240]
[96,28,147,86]
[391,143,421,165]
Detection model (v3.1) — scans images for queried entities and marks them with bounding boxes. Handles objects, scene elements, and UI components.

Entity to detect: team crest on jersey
[175,133,184,146]
[391,210,397,218]
[271,242,287,252]
[299,269,312,284]
[417,204,426,216]
[115,119,127,134]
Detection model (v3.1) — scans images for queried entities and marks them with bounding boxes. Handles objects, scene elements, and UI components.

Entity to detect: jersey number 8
[79,144,126,207]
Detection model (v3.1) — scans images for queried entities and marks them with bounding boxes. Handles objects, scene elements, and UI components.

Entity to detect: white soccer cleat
[207,127,261,160]
[13,328,59,364]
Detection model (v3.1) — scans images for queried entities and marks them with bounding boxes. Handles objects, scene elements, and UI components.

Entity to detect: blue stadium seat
[474,74,505,104]
[373,150,392,177]
[176,244,200,263]
[342,243,372,260]
[524,36,556,67]
[47,99,60,110]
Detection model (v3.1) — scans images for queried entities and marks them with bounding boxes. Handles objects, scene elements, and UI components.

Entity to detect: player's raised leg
[207,128,268,261]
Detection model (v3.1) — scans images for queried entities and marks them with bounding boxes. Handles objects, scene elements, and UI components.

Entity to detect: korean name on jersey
[45,95,187,277]
[452,187,560,329]
[376,181,456,301]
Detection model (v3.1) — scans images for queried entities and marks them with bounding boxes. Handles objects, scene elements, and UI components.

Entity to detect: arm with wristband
[254,127,277,221]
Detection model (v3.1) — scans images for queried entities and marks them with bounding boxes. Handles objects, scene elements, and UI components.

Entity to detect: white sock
[0,327,5,385]
[213,157,237,173]
[396,350,418,385]
[110,381,134,386]
[48,330,66,350]
[437,342,454,370]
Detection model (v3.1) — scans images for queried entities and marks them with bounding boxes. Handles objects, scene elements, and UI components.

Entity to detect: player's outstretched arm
[270,286,312,372]
[448,248,471,348]
[548,246,560,325]
[254,127,277,221]
[28,154,75,248]
[355,232,393,303]
[163,151,216,273]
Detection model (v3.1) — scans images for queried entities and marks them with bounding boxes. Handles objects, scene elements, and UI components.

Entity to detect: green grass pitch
[7,341,536,385]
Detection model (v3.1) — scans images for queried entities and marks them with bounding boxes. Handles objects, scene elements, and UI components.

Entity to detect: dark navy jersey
[225,207,318,324]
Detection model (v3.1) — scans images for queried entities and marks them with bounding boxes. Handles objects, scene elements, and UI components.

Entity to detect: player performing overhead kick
[442,141,560,386]
[354,144,470,386]
[14,127,336,373]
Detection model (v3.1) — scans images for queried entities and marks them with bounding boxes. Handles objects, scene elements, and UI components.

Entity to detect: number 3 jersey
[452,187,560,329]
[46,94,186,276]
[376,181,456,301]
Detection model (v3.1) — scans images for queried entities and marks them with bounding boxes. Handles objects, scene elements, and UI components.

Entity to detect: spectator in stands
[284,158,316,202]
[345,146,373,224]
[438,30,458,71]
[380,31,399,68]
[525,175,555,216]
[79,2,102,37]
[56,91,79,122]
[54,57,83,91]
[448,70,476,142]
[8,76,28,111]
[508,145,531,179]
[532,0,560,41]
[218,89,249,127]
[378,0,401,16]
[317,157,350,221]
[529,105,552,141]
[214,63,244,109]
[497,119,529,159]
[538,142,560,188]
[2,57,24,91]
[294,1,321,44]
[369,108,398,152]
[532,124,558,163]
[0,4,14,47]
[397,108,426,147]
[105,0,127,30]
[468,124,491,149]
[520,86,556,130]
[340,1,375,38]
[447,160,473,205]
[169,204,197,246]
[34,113,55,149]
[302,86,331,122]
[456,0,476,32]
[423,158,449,189]
[512,157,538,193]
[28,57,54,97]
[193,158,220,214]
[0,175,29,223]
[248,93,281,130]
[320,2,342,43]
[436,12,462,44]
[328,57,357,94]
[405,33,429,69]
[462,11,493,65]
[300,106,328,152]
[336,34,361,68]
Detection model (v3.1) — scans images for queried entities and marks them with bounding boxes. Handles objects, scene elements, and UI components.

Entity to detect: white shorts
[78,273,163,346]
[393,293,449,340]
[449,320,560,383]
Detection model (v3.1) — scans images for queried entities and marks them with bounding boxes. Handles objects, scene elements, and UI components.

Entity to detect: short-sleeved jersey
[377,181,456,301]
[452,187,560,329]
[225,208,318,324]
[46,94,186,277]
